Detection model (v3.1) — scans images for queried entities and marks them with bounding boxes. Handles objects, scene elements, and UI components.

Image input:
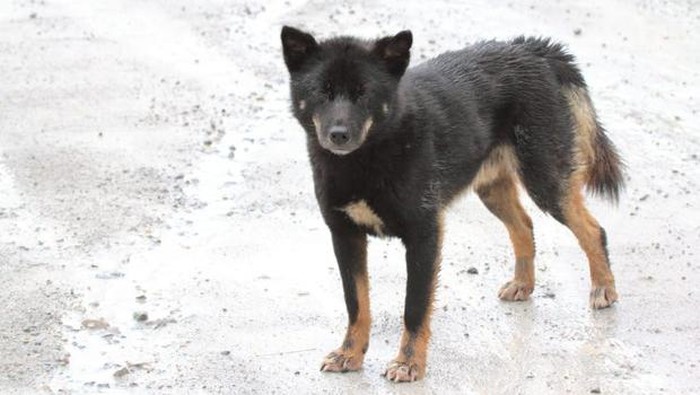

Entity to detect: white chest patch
[342,200,385,236]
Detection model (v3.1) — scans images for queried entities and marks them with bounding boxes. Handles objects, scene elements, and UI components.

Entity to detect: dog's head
[281,26,412,156]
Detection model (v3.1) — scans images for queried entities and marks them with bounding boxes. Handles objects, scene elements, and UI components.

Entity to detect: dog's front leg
[385,217,442,382]
[320,225,370,373]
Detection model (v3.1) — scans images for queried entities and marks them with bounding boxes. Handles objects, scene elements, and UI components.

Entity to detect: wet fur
[282,28,624,382]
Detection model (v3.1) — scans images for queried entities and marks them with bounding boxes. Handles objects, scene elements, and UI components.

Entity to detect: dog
[280,26,624,382]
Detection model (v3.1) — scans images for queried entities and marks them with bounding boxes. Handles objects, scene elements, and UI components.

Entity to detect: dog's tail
[512,36,625,203]
[563,86,625,203]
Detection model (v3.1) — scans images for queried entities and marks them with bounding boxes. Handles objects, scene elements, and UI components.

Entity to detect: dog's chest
[341,200,386,237]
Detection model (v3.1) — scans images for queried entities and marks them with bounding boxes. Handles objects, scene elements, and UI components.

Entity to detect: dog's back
[399,37,624,217]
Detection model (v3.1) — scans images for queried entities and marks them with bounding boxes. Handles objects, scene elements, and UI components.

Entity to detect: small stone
[113,367,130,378]
[590,388,601,394]
[574,28,582,36]
[133,312,149,322]
[221,350,231,356]
[81,319,109,330]
[467,267,479,275]
[95,271,125,280]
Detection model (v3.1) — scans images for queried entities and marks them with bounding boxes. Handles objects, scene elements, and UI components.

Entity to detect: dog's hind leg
[558,85,620,308]
[476,175,536,301]
[561,179,618,309]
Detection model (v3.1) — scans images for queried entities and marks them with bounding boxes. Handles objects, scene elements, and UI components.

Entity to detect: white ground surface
[1,0,699,393]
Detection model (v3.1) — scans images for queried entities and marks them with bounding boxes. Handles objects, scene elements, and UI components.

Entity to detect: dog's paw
[320,350,363,373]
[383,359,423,382]
[498,280,533,301]
[590,284,618,309]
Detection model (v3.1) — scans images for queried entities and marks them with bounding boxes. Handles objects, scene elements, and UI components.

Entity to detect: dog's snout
[329,125,350,145]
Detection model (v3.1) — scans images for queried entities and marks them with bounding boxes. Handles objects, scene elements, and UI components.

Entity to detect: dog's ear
[281,26,318,73]
[373,30,412,77]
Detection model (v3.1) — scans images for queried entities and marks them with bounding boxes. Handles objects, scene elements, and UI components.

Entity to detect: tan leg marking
[384,215,443,382]
[477,175,536,301]
[563,177,618,309]
[321,272,371,372]
[385,324,431,382]
[471,145,520,191]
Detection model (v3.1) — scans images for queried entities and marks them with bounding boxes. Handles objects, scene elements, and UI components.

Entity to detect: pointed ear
[373,30,412,77]
[281,26,319,73]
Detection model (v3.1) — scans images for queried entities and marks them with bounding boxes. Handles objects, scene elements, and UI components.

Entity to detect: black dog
[281,26,623,382]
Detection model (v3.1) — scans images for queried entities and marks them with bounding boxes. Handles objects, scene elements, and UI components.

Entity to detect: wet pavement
[1,0,699,393]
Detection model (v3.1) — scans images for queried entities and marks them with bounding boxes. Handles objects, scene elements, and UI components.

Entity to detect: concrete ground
[1,0,699,393]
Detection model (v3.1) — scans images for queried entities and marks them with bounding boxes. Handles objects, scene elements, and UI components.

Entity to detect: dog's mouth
[330,148,353,155]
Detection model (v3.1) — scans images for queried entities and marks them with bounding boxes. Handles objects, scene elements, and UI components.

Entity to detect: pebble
[133,312,149,322]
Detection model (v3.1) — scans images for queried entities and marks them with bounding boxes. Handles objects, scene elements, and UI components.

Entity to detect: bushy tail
[563,85,625,203]
[587,125,625,202]
[513,36,625,203]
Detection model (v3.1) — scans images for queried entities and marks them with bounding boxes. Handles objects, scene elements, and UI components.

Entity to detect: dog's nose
[329,125,350,145]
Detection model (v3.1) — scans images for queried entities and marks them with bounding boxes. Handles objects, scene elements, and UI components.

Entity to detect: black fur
[281,27,623,378]
[288,33,582,217]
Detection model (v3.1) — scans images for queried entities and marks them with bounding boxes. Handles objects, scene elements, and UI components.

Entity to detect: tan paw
[383,359,423,382]
[590,284,618,309]
[320,349,363,373]
[498,280,534,301]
